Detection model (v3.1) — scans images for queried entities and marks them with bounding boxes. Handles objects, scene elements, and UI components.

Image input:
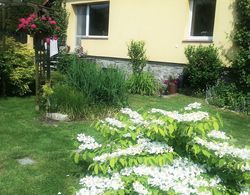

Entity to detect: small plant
[184,45,223,93]
[127,72,159,96]
[128,40,147,74]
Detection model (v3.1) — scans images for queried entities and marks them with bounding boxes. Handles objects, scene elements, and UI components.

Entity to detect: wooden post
[46,44,51,82]
[34,35,40,111]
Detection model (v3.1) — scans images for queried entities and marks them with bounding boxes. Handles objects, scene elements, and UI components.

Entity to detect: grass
[0,95,249,194]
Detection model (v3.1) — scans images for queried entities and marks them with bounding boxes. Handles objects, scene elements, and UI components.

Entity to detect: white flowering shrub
[72,102,250,194]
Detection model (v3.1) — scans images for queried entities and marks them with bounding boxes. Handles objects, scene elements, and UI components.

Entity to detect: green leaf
[94,164,99,174]
[82,153,87,160]
[192,145,201,155]
[213,121,219,130]
[74,153,80,164]
[159,128,166,137]
[202,149,211,158]
[218,159,225,168]
[110,158,116,168]
[118,190,125,195]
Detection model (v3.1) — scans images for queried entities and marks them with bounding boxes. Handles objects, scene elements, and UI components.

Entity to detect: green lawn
[0,95,249,195]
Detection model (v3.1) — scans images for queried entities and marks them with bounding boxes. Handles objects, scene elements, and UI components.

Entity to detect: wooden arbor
[0,0,57,110]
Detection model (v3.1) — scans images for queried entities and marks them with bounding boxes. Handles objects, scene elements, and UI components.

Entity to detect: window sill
[182,37,213,43]
[81,36,109,40]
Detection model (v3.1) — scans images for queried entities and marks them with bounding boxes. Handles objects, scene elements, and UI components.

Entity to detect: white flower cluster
[132,181,150,195]
[104,118,126,128]
[184,102,202,111]
[121,108,148,125]
[77,173,124,195]
[121,157,222,195]
[207,130,230,140]
[151,108,209,122]
[77,134,102,151]
[93,138,173,162]
[194,137,250,160]
[239,191,250,195]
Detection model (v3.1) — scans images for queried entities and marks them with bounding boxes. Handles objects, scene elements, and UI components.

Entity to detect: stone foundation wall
[88,56,184,81]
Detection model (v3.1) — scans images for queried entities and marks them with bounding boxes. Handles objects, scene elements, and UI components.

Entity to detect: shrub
[57,54,76,74]
[49,84,90,119]
[206,81,249,113]
[184,45,223,92]
[127,72,159,96]
[128,40,147,74]
[66,57,128,107]
[0,37,35,96]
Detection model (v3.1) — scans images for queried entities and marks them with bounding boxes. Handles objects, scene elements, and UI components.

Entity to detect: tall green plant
[184,45,223,92]
[66,57,128,107]
[128,40,147,74]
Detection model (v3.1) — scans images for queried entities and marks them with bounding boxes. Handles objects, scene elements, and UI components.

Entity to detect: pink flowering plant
[17,13,62,41]
[162,75,179,91]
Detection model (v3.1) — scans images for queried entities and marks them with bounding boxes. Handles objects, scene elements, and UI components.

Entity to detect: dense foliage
[72,103,250,194]
[205,0,250,113]
[0,37,34,96]
[184,45,223,93]
[43,55,128,119]
[232,0,250,93]
[206,81,249,113]
[128,40,147,74]
[127,40,159,96]
[127,72,159,96]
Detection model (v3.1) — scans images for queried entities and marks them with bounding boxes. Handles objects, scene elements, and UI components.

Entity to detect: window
[75,2,109,45]
[189,0,216,41]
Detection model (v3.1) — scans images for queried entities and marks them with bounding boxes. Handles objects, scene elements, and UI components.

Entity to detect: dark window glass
[191,0,216,36]
[89,3,109,36]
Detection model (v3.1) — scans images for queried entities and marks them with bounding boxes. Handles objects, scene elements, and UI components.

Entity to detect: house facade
[65,0,235,78]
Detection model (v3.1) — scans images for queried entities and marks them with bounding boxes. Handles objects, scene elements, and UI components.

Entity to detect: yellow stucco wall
[66,0,235,64]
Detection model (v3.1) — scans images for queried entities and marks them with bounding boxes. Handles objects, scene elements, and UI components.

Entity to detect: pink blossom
[49,20,57,25]
[53,35,58,40]
[18,23,24,29]
[19,18,26,23]
[41,16,47,21]
[26,17,33,23]
[48,17,52,21]
[163,80,168,85]
[30,13,37,19]
[30,24,37,29]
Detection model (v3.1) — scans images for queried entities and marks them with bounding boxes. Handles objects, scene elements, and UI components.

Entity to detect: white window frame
[187,0,214,42]
[75,3,109,40]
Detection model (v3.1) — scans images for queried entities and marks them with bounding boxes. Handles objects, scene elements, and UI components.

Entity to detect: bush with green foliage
[184,45,223,92]
[127,72,159,96]
[67,57,128,106]
[206,81,249,113]
[44,57,128,118]
[128,40,147,74]
[232,0,250,93]
[0,37,34,96]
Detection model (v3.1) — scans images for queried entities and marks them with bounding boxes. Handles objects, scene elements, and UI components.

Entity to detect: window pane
[76,5,87,36]
[89,3,109,36]
[191,0,216,36]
